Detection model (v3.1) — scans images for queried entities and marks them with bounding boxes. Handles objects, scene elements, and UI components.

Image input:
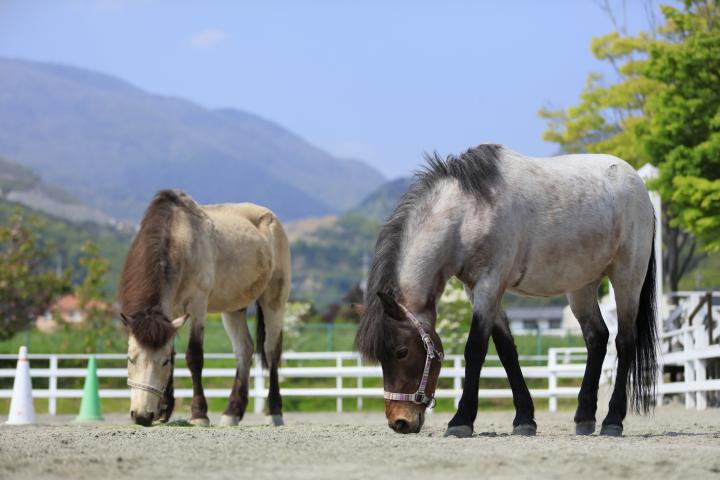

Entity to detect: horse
[355,144,657,437]
[119,190,291,427]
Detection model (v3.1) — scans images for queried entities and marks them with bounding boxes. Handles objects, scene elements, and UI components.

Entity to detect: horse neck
[395,192,464,320]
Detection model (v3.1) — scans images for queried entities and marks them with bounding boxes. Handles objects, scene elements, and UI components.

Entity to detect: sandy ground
[1,407,719,480]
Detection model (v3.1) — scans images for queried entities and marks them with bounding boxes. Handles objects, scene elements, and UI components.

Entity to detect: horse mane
[119,189,203,347]
[355,144,503,361]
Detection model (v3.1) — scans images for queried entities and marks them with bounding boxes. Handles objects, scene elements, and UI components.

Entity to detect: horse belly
[510,228,618,297]
[206,248,274,313]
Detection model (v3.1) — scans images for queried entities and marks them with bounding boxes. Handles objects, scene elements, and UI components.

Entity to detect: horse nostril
[130,410,136,420]
[134,412,155,427]
[392,419,409,433]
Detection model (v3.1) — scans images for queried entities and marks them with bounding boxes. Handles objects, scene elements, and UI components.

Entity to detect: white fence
[2,291,717,415]
[659,291,720,409]
[0,349,608,415]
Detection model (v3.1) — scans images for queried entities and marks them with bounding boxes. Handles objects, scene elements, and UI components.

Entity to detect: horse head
[362,292,444,434]
[121,308,188,426]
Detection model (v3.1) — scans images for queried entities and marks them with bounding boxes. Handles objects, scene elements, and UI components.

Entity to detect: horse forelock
[127,308,176,349]
[355,144,503,362]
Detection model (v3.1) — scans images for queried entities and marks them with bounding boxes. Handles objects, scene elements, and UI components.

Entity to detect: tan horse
[119,190,291,427]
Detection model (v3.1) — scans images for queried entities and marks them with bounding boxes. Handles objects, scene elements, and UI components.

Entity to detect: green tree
[436,279,471,354]
[642,3,720,252]
[539,0,720,289]
[74,241,117,352]
[0,211,70,340]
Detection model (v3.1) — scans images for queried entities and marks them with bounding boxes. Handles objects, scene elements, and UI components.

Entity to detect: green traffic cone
[75,356,103,422]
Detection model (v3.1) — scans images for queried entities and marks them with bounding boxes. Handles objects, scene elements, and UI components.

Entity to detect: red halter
[383,303,444,408]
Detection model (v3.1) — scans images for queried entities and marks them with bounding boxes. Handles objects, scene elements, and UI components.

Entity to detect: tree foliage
[72,241,116,353]
[642,3,720,251]
[0,211,71,340]
[540,0,720,289]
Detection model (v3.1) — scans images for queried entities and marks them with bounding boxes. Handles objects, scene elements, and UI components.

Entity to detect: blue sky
[0,1,658,178]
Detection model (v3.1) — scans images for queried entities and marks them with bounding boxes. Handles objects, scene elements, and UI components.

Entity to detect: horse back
[175,202,289,313]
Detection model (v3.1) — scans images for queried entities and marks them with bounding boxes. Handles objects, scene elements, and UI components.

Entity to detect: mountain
[0,58,385,221]
[0,156,116,226]
[350,176,413,220]
[289,176,411,305]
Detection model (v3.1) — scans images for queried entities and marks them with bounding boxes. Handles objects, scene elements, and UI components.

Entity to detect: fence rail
[0,349,604,415]
[3,291,718,415]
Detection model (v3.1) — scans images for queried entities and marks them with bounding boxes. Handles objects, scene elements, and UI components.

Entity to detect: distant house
[36,294,107,333]
[505,306,566,335]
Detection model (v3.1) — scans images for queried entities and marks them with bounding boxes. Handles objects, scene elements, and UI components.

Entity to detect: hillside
[0,58,385,221]
[289,176,413,305]
[0,156,116,226]
[0,199,132,296]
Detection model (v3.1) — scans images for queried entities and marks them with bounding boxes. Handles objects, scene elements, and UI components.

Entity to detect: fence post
[684,294,699,409]
[49,355,58,415]
[336,356,343,413]
[356,357,363,411]
[253,354,264,414]
[548,349,557,412]
[453,356,462,409]
[695,313,708,410]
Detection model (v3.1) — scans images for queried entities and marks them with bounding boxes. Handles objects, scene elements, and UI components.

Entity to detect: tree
[436,279,472,354]
[642,3,720,252]
[539,0,720,290]
[74,241,117,353]
[0,211,70,340]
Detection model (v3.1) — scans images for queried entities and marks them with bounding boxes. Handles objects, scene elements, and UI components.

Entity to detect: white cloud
[190,29,226,49]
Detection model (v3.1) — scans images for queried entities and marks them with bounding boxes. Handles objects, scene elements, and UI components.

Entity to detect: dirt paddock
[1,407,719,480]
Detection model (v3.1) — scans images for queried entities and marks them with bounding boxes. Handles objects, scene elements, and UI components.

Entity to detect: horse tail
[256,302,268,369]
[630,223,659,414]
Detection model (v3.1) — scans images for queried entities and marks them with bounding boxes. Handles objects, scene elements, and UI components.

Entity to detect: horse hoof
[219,415,239,427]
[600,424,623,437]
[190,417,210,427]
[444,425,473,438]
[512,424,537,436]
[266,414,284,426]
[575,421,596,436]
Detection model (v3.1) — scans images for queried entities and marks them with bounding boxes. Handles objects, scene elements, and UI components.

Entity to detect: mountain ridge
[0,57,385,221]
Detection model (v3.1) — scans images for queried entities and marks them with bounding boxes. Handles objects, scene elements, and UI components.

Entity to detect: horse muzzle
[131,410,155,427]
[387,409,425,434]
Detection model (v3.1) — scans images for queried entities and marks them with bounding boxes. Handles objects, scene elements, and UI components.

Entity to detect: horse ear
[171,314,189,330]
[351,303,366,316]
[120,313,131,327]
[376,292,405,321]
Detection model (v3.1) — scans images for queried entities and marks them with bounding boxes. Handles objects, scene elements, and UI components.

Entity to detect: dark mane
[119,189,202,348]
[355,144,503,361]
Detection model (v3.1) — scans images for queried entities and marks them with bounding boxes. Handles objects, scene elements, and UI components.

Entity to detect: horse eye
[162,358,170,367]
[396,347,409,359]
[127,356,136,365]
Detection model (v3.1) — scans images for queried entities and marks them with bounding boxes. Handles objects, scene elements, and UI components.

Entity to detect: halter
[383,303,444,408]
[127,379,165,399]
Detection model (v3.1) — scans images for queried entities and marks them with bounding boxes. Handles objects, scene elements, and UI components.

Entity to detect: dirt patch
[1,407,719,480]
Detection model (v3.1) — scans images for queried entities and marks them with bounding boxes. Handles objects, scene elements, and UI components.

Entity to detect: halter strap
[383,303,443,408]
[127,379,165,399]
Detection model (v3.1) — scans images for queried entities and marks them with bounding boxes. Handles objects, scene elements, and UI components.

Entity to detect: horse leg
[445,282,500,437]
[445,312,492,437]
[186,308,209,426]
[602,242,657,436]
[567,282,609,435]
[220,309,253,426]
[257,299,285,426]
[492,313,536,435]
